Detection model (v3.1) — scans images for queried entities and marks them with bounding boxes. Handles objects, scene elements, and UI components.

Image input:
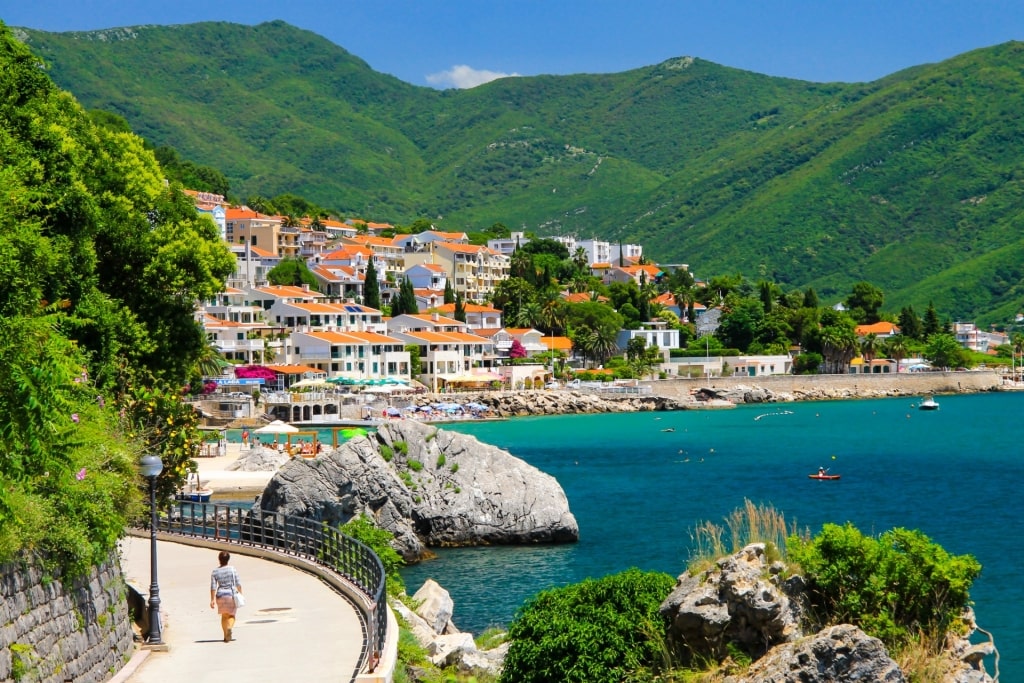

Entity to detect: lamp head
[139,454,164,479]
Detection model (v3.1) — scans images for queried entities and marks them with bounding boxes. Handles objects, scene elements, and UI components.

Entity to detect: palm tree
[885,335,909,373]
[571,328,597,368]
[591,326,621,366]
[572,247,589,274]
[194,338,228,379]
[820,326,857,374]
[859,333,880,374]
[1011,332,1024,382]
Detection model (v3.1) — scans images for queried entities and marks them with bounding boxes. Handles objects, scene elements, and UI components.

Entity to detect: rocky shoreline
[402,369,1008,419]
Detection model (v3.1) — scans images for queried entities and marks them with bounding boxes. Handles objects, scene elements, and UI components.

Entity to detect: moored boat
[176,472,214,503]
[918,396,940,411]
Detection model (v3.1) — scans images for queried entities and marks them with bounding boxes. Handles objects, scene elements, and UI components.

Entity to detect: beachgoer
[818,467,827,476]
[241,430,249,448]
[210,550,243,643]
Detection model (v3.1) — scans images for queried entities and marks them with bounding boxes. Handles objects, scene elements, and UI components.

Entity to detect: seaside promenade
[112,445,366,682]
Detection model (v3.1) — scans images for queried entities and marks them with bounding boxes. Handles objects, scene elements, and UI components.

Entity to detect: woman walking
[210,550,243,642]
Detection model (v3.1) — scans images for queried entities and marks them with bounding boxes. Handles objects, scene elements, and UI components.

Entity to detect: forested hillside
[14,20,1024,324]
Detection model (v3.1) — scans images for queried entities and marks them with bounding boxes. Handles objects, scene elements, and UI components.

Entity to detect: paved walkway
[115,536,365,682]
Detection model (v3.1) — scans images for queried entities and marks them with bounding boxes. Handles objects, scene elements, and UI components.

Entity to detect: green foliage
[267,257,319,289]
[394,440,409,455]
[407,459,424,472]
[786,523,981,648]
[500,568,676,683]
[0,313,141,577]
[380,444,394,461]
[436,453,447,468]
[340,514,406,596]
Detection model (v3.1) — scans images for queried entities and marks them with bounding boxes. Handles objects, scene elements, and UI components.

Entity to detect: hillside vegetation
[14,21,1024,324]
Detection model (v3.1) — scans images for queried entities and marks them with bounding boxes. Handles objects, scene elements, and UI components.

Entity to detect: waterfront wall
[641,370,1003,401]
[0,551,134,683]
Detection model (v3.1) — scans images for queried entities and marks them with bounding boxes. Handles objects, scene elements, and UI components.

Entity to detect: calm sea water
[399,392,1023,678]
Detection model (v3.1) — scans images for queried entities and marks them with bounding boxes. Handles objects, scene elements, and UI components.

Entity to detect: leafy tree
[793,352,823,374]
[845,281,884,324]
[500,569,676,683]
[268,257,319,289]
[363,258,381,309]
[520,237,570,260]
[925,333,968,369]
[716,296,764,351]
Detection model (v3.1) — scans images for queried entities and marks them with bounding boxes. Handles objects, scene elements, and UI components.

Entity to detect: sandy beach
[192,443,277,495]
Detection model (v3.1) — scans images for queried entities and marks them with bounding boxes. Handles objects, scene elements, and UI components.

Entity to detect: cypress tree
[444,279,455,304]
[454,292,467,323]
[363,259,381,309]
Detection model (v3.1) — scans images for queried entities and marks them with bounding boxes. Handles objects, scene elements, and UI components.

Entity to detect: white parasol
[253,419,299,434]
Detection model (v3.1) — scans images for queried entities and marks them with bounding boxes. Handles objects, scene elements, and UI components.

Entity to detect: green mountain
[13,21,1024,325]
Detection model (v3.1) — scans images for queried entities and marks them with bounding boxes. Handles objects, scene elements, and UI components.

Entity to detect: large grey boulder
[257,420,578,560]
[724,624,905,682]
[660,543,804,660]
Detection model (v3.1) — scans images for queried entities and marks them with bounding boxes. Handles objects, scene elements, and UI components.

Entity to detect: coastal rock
[257,419,578,560]
[413,579,458,634]
[226,445,289,471]
[412,389,692,418]
[397,579,507,676]
[723,624,905,683]
[660,543,805,660]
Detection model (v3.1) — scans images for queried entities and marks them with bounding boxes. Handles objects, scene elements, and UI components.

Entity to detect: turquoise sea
[398,392,1022,678]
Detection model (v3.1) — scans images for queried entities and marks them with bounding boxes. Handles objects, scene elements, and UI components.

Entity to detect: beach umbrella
[253,420,299,434]
[385,406,402,416]
[290,378,330,389]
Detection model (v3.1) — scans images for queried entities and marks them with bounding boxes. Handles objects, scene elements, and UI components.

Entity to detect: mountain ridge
[13,21,1024,324]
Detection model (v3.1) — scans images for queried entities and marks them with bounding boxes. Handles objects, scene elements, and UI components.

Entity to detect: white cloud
[426,65,520,89]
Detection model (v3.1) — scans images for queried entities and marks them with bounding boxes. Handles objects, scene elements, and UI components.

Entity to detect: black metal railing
[153,501,387,674]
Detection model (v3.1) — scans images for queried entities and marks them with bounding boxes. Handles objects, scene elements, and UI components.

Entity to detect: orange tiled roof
[855,322,901,336]
[431,302,500,314]
[264,364,322,375]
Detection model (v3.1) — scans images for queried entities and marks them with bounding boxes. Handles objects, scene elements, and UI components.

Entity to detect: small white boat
[176,472,214,503]
[918,396,940,411]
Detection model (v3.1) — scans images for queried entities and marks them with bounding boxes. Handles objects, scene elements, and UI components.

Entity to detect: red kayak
[808,473,841,480]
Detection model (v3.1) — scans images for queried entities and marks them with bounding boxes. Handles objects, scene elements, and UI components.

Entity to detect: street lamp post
[139,454,164,645]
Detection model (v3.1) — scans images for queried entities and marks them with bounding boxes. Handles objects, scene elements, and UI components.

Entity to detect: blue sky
[5,1,1024,88]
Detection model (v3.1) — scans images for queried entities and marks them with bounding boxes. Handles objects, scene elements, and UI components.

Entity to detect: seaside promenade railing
[148,501,387,677]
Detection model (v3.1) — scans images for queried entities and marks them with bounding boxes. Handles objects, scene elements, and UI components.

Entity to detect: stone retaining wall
[641,370,1003,401]
[0,551,134,683]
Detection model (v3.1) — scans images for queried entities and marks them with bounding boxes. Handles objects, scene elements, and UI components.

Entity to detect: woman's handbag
[233,590,246,608]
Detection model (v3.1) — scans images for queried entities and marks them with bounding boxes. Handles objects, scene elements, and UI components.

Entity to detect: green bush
[500,568,675,683]
[340,514,406,596]
[787,523,981,648]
